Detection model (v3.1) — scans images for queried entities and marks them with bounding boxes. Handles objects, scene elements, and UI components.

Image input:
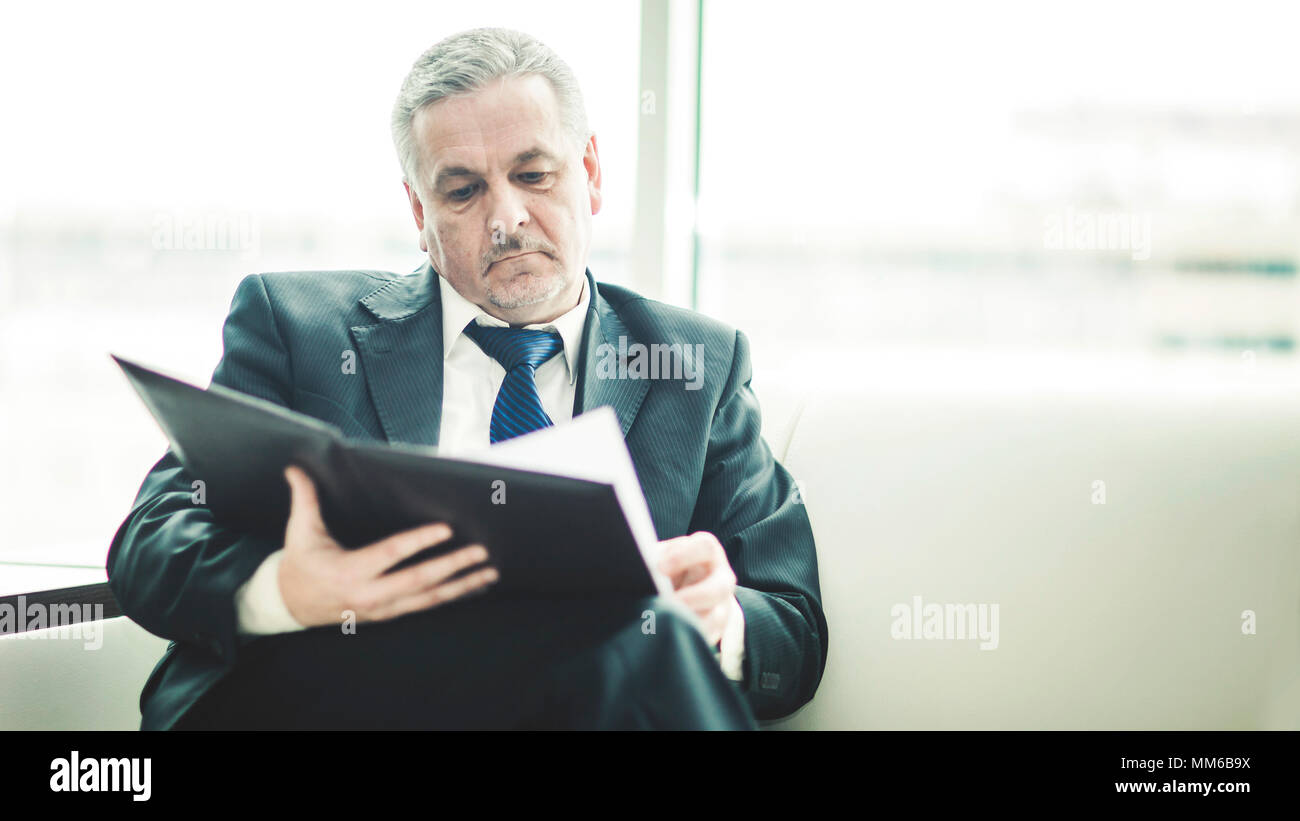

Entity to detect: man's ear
[583,134,603,216]
[404,180,429,252]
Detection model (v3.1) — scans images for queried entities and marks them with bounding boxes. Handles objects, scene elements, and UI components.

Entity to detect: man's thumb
[284,465,327,542]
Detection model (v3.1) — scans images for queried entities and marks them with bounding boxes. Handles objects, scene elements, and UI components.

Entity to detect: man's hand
[278,465,499,628]
[656,531,737,647]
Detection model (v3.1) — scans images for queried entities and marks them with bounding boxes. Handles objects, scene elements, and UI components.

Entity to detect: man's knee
[630,595,709,648]
[549,595,753,729]
[609,596,721,679]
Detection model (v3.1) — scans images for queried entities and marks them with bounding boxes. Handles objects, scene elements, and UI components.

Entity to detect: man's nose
[486,183,530,241]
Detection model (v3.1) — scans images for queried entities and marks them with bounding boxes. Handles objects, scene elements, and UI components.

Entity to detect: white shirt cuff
[235,549,308,636]
[717,595,746,681]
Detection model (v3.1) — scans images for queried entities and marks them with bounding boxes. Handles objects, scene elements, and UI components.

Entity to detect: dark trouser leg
[522,597,756,730]
[172,593,756,730]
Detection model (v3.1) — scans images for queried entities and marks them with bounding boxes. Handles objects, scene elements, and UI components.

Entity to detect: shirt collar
[439,272,589,385]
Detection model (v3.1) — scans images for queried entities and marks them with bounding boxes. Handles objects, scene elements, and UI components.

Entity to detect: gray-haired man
[108,28,826,730]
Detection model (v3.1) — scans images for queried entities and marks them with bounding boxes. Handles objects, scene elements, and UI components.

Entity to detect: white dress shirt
[234,272,746,682]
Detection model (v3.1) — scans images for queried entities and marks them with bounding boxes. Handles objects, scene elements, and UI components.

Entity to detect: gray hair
[391,27,591,189]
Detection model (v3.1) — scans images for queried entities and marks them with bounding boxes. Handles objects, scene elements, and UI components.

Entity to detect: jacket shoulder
[248,269,400,306]
[596,280,738,351]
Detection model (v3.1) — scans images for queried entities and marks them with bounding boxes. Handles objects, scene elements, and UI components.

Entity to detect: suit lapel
[575,271,650,437]
[351,262,444,447]
[350,262,649,447]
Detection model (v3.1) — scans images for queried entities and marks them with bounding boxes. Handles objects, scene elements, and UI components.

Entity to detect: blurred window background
[2,0,1297,569]
[697,0,1300,389]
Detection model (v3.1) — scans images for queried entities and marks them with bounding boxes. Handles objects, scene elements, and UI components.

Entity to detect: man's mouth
[488,251,547,272]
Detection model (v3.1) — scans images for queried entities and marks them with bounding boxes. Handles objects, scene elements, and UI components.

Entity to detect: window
[696,0,1300,390]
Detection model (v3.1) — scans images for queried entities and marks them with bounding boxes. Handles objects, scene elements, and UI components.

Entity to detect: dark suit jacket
[107,262,828,728]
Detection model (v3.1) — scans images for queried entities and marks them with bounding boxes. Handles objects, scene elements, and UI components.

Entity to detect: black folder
[112,355,657,596]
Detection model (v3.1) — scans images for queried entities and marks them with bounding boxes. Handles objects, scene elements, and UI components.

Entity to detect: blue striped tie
[463,321,565,444]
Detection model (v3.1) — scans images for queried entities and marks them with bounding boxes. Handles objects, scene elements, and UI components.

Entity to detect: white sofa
[4,377,1298,730]
[0,615,167,730]
[761,379,1300,730]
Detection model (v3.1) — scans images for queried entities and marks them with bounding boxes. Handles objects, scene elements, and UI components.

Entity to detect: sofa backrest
[764,383,1300,729]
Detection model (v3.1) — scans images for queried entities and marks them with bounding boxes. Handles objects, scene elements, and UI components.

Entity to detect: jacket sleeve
[106,274,294,665]
[688,329,828,720]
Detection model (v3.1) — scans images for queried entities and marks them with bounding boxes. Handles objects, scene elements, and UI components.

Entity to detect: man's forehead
[413,76,568,181]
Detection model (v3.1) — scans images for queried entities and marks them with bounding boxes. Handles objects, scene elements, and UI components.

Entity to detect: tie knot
[463,321,563,372]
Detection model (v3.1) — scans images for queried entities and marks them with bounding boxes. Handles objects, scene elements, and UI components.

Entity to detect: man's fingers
[284,466,329,544]
[702,600,731,646]
[672,564,709,590]
[358,521,458,577]
[674,568,736,615]
[657,533,718,577]
[364,542,491,603]
[369,565,500,622]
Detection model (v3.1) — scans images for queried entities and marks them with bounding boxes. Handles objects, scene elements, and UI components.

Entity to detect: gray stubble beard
[484,258,572,310]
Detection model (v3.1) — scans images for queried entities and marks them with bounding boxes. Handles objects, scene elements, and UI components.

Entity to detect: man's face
[404,74,602,326]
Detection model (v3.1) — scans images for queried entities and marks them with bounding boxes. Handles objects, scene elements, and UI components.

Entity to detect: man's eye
[518,172,549,184]
[448,184,477,201]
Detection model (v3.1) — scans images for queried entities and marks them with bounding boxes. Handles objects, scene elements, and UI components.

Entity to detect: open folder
[112,355,668,597]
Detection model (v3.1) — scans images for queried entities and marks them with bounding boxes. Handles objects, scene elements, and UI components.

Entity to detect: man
[108,27,826,730]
